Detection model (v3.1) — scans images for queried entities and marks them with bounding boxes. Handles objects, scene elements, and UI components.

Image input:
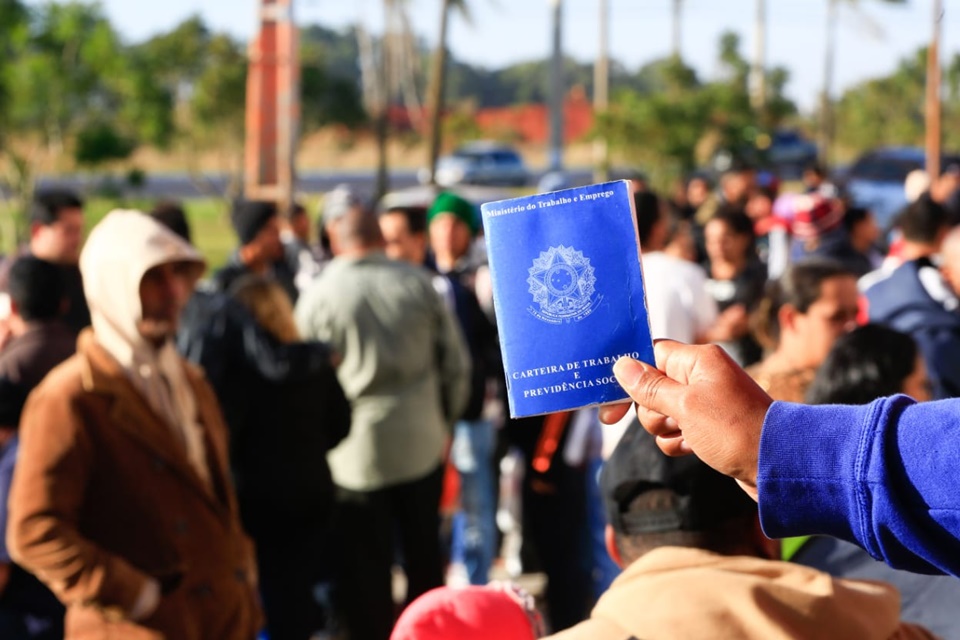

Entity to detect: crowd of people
[0,157,957,639]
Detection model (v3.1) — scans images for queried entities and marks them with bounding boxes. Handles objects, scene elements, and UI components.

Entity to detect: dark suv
[844,147,960,229]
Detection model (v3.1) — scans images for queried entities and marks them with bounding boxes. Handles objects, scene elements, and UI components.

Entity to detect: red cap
[790,193,844,240]
[391,584,543,640]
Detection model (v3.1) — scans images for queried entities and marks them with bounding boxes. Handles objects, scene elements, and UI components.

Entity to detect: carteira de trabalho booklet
[481,180,654,418]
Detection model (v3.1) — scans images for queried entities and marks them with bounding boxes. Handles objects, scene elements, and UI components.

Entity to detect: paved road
[7,168,594,202]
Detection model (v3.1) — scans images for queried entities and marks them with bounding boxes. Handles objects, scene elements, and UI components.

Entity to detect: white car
[419,143,529,187]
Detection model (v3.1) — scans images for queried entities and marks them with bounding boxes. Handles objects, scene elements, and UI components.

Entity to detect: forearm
[8,512,153,611]
[9,393,154,613]
[758,397,960,575]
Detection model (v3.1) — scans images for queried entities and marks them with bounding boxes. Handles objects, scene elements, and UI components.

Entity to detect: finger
[613,356,685,420]
[599,402,632,425]
[656,434,695,457]
[634,405,678,437]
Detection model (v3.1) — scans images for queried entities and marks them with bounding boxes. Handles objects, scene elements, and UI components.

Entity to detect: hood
[551,547,924,640]
[80,209,205,365]
[866,259,960,334]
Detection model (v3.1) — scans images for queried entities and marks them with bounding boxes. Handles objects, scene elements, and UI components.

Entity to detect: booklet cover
[481,180,655,418]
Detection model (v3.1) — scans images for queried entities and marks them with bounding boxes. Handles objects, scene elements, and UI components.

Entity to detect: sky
[83,0,955,112]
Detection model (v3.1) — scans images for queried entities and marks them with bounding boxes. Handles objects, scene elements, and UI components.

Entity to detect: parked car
[842,147,960,230]
[766,129,819,178]
[418,142,529,187]
[708,129,819,179]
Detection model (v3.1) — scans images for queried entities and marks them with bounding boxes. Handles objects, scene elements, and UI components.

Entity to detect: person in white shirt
[636,192,718,344]
[604,192,718,457]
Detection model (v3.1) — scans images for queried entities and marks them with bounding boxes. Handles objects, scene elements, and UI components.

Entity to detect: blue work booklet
[481,180,655,418]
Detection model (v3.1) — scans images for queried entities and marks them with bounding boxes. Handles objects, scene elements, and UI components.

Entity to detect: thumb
[613,357,685,418]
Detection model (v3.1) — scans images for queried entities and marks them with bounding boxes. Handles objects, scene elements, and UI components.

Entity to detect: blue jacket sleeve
[758,396,960,576]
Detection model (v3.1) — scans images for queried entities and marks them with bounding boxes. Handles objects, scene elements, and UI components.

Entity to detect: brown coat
[549,547,938,640]
[6,331,262,639]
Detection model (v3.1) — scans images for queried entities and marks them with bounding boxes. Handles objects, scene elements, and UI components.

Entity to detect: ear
[778,303,799,334]
[605,525,624,569]
[29,222,43,240]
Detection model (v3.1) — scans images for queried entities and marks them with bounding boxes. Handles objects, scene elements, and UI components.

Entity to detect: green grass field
[0,195,323,271]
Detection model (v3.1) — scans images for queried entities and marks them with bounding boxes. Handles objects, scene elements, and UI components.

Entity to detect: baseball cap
[789,193,844,240]
[600,424,756,536]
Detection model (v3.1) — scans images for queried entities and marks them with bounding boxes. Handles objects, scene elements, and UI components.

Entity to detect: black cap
[231,200,277,245]
[600,424,757,535]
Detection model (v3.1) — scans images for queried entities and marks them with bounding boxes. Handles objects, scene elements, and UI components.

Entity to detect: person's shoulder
[659,254,709,281]
[27,352,86,401]
[0,246,30,290]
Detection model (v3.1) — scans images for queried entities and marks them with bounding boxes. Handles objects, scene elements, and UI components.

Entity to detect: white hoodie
[79,209,210,487]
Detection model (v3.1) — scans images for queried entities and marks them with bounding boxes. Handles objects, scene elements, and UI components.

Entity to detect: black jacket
[234,363,351,532]
[176,289,333,436]
[442,267,501,421]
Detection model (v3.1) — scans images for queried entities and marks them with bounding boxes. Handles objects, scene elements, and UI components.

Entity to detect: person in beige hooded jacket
[548,425,936,640]
[6,210,262,639]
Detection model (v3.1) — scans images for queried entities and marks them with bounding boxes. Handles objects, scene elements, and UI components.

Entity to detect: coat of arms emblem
[527,245,601,323]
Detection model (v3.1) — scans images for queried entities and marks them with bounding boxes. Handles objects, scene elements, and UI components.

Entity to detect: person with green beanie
[428,192,481,275]
[427,191,500,587]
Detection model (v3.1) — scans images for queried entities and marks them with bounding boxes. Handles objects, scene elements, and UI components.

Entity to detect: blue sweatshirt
[758,396,960,576]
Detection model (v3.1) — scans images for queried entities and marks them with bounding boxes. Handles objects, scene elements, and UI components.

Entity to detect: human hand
[599,341,772,500]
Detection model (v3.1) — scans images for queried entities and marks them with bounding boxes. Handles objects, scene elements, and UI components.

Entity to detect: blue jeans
[450,418,497,585]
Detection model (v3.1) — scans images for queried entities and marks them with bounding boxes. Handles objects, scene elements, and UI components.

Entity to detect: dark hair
[897,195,948,243]
[150,201,192,244]
[707,206,757,258]
[753,186,777,203]
[8,256,66,322]
[842,206,872,234]
[754,259,856,349]
[634,192,662,247]
[724,158,755,175]
[804,162,826,179]
[334,205,382,250]
[686,174,713,190]
[383,206,428,236]
[710,206,754,237]
[806,324,920,405]
[30,189,83,226]
[291,202,307,218]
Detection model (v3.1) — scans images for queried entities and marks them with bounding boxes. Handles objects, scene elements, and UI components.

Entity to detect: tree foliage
[834,47,927,150]
[597,32,798,182]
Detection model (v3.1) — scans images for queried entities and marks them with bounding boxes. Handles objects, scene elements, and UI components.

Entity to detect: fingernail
[678,438,694,455]
[665,417,679,431]
[613,357,644,387]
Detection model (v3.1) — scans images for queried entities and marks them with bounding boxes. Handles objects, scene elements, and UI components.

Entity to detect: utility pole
[925,0,944,178]
[818,0,838,168]
[672,0,683,59]
[593,0,609,182]
[548,0,564,173]
[245,0,300,214]
[749,0,767,118]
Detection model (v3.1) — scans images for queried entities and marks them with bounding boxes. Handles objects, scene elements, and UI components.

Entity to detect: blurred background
[0,0,953,265]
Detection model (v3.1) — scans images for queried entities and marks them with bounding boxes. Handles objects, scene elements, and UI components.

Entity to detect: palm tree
[819,0,907,166]
[358,0,422,200]
[425,0,471,186]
